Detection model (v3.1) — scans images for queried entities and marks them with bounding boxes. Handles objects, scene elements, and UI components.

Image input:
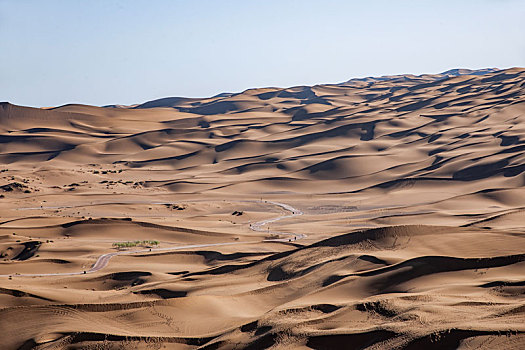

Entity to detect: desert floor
[1,68,525,349]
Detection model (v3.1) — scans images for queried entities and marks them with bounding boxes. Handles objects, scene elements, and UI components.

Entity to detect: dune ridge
[0,68,524,349]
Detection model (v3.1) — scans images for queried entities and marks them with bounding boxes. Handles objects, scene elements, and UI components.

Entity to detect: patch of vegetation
[165,204,186,210]
[112,240,160,249]
[93,169,121,174]
[0,182,28,192]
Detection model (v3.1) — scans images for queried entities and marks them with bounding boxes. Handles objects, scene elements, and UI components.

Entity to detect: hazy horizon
[2,66,507,108]
[2,0,524,107]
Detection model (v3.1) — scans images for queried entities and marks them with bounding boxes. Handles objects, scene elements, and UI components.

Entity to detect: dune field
[0,67,525,349]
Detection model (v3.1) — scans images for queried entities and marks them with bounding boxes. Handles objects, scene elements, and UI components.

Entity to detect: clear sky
[1,0,524,107]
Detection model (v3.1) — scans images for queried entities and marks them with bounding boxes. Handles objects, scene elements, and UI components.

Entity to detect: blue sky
[1,0,524,107]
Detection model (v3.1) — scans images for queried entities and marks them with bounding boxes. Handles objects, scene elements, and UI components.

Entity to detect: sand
[0,68,524,349]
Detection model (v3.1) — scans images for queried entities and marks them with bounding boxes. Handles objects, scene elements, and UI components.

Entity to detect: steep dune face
[0,68,524,349]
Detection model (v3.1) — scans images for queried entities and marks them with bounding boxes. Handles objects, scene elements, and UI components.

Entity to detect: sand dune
[0,68,524,349]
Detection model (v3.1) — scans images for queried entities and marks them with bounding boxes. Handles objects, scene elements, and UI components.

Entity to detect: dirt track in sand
[1,200,303,277]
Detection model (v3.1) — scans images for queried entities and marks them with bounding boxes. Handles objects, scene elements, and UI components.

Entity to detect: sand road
[0,200,303,278]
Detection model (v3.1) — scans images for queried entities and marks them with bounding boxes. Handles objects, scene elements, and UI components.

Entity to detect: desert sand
[0,68,524,349]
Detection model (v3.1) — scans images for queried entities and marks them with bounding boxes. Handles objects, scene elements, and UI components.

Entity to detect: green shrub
[112,240,159,249]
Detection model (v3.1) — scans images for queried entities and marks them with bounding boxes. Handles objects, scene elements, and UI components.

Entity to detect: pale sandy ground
[0,68,524,349]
